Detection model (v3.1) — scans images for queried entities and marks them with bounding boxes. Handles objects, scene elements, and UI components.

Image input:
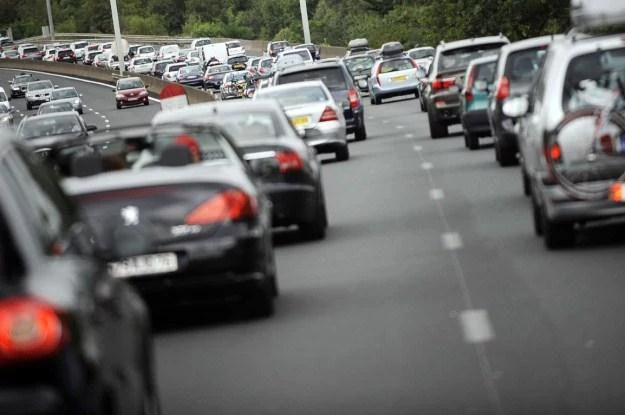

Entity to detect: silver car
[37,101,76,115]
[49,86,84,114]
[368,43,425,105]
[254,80,349,161]
[25,80,56,110]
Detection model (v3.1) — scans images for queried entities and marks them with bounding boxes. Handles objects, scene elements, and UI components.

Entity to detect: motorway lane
[0,69,160,132]
[3,68,625,414]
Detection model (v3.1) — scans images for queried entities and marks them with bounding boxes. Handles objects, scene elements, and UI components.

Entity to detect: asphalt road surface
[3,69,625,415]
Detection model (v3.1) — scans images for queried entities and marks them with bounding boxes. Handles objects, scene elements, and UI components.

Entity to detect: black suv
[423,35,509,138]
[0,138,159,415]
[273,61,367,141]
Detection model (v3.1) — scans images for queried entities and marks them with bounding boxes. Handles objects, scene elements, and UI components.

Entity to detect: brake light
[185,189,257,225]
[464,66,477,102]
[431,77,456,91]
[320,106,338,122]
[0,297,66,366]
[544,142,562,163]
[599,134,614,154]
[347,88,360,109]
[495,76,510,101]
[275,151,304,173]
[609,182,625,202]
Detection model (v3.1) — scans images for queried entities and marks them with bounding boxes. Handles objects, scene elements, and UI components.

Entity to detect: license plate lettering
[108,253,178,278]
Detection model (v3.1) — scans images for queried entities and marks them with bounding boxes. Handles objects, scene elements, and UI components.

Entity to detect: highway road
[2,69,625,415]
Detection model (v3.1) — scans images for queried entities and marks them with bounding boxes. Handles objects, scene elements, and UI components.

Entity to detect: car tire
[523,170,531,197]
[249,284,275,318]
[532,196,543,236]
[467,132,479,150]
[354,122,367,141]
[299,189,328,241]
[427,105,448,139]
[144,100,149,106]
[335,144,350,161]
[78,108,83,115]
[496,139,518,166]
[370,95,377,105]
[26,102,32,110]
[420,97,426,112]
[116,102,122,110]
[543,212,575,250]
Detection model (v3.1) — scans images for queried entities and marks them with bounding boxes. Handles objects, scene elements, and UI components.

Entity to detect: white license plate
[128,97,139,101]
[448,86,459,93]
[108,253,178,278]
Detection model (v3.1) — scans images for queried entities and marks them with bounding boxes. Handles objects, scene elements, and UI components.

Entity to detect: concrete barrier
[0,59,215,104]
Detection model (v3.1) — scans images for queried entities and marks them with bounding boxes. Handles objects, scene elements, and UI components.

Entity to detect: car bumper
[428,92,461,123]
[344,106,364,134]
[26,97,50,106]
[461,109,491,136]
[0,386,63,415]
[263,182,318,226]
[117,96,149,105]
[10,89,24,97]
[370,81,420,99]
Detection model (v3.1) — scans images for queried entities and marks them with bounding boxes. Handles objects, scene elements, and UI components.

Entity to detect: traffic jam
[2,0,625,413]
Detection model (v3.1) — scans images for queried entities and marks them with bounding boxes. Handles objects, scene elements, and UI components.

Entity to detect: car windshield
[18,115,82,139]
[278,67,348,91]
[38,102,74,114]
[228,56,247,65]
[260,59,272,68]
[217,111,284,141]
[168,64,186,72]
[15,75,33,83]
[504,46,549,84]
[438,42,505,73]
[52,89,78,99]
[257,85,328,106]
[563,47,625,112]
[208,65,231,74]
[380,58,415,73]
[29,81,53,91]
[139,46,155,53]
[134,58,151,65]
[409,48,435,59]
[226,72,247,82]
[117,79,144,90]
[344,56,375,73]
[180,66,202,75]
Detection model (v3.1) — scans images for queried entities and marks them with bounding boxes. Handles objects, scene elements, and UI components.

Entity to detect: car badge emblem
[121,205,140,226]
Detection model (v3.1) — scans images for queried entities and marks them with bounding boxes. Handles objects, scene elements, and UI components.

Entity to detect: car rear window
[473,61,497,83]
[380,58,414,73]
[24,47,39,54]
[282,50,310,61]
[216,111,285,141]
[504,46,549,84]
[52,89,78,99]
[438,42,506,73]
[58,50,73,57]
[277,67,348,91]
[271,42,288,51]
[18,115,82,139]
[257,85,328,106]
[409,48,435,59]
[139,46,155,53]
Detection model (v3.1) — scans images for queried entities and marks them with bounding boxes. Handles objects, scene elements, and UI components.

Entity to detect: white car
[70,41,89,60]
[93,53,110,68]
[276,48,313,71]
[129,57,153,74]
[254,80,349,161]
[136,45,156,61]
[0,87,10,111]
[98,42,113,53]
[42,49,57,62]
[162,62,187,82]
[157,44,180,61]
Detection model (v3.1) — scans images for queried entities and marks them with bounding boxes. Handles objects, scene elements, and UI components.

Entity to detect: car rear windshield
[134,58,152,65]
[15,75,33,83]
[74,42,88,49]
[277,67,348,91]
[208,65,231,74]
[504,46,548,84]
[139,46,155,53]
[19,115,82,139]
[217,111,285,141]
[563,47,625,112]
[180,66,202,75]
[52,89,78,99]
[39,102,74,114]
[473,61,497,84]
[58,50,73,57]
[23,47,39,54]
[438,42,505,73]
[282,50,310,61]
[271,42,288,50]
[228,56,247,65]
[168,64,186,72]
[409,48,434,59]
[380,58,415,73]
[260,59,272,68]
[257,85,328,106]
[344,56,375,73]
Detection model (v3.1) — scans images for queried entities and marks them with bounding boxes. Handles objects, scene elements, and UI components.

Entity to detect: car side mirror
[144,84,150,88]
[8,80,12,84]
[87,125,98,132]
[79,93,83,97]
[502,95,529,119]
[112,88,116,92]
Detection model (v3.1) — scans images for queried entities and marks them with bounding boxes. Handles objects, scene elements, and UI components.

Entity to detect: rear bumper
[345,106,364,134]
[26,97,50,106]
[461,109,491,136]
[370,82,419,99]
[178,79,204,87]
[427,92,461,123]
[0,387,63,415]
[263,182,318,226]
[10,89,25,97]
[117,96,149,106]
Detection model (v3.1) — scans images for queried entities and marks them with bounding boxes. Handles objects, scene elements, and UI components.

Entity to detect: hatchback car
[203,64,232,90]
[176,65,204,87]
[49,86,84,114]
[273,61,367,141]
[8,73,38,98]
[343,54,375,93]
[55,48,77,63]
[162,62,187,82]
[129,57,154,74]
[0,137,159,415]
[25,80,56,110]
[460,55,498,150]
[254,80,349,161]
[369,42,424,105]
[114,77,150,109]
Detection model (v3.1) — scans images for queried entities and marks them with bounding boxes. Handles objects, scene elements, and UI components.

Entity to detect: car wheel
[116,102,122,109]
[249,287,274,318]
[299,188,328,240]
[335,144,350,161]
[26,102,32,110]
[543,212,575,250]
[354,122,367,141]
[144,99,150,106]
[420,97,426,112]
[496,140,518,166]
[414,91,419,99]
[427,105,448,139]
[467,132,479,150]
[523,170,531,197]
[78,108,83,115]
[532,196,543,236]
[370,95,377,105]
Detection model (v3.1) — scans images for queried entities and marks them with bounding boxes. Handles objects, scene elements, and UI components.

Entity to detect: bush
[124,14,168,35]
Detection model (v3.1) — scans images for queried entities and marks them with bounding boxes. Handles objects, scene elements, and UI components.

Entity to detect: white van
[70,41,89,60]
[190,38,212,49]
[136,45,156,61]
[157,44,180,61]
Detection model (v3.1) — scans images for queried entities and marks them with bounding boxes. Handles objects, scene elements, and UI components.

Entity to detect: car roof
[53,86,76,91]
[500,34,567,54]
[278,61,343,75]
[23,111,80,121]
[256,80,326,92]
[152,99,283,125]
[117,76,142,82]
[439,35,510,51]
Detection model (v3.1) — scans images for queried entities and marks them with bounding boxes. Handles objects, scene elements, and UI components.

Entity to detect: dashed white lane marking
[367,116,375,120]
[413,144,422,151]
[94,111,100,115]
[441,232,463,250]
[89,108,94,112]
[405,133,414,139]
[100,115,106,119]
[105,124,110,129]
[382,119,389,124]
[460,310,495,343]
[429,188,444,200]
[421,161,433,170]
[396,125,404,129]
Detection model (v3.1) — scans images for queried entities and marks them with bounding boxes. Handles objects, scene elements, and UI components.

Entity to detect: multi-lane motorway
[2,68,625,415]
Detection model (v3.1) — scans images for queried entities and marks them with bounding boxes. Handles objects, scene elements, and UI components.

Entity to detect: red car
[55,48,77,63]
[113,77,150,109]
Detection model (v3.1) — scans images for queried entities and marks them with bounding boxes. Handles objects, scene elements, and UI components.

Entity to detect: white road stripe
[413,145,422,151]
[405,133,414,139]
[429,188,444,200]
[441,232,463,250]
[100,115,106,119]
[459,310,495,343]
[396,125,404,129]
[421,161,433,170]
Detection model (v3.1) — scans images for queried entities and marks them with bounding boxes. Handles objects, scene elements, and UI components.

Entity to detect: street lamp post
[299,0,311,44]
[110,0,124,77]
[45,0,55,41]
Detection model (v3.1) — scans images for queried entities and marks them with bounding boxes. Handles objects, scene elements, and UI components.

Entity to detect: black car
[55,48,77,64]
[203,64,232,90]
[15,112,97,175]
[423,35,509,139]
[273,61,367,141]
[63,124,278,317]
[0,137,158,415]
[343,54,375,93]
[176,65,204,87]
[153,100,329,240]
[8,73,38,98]
[488,35,564,166]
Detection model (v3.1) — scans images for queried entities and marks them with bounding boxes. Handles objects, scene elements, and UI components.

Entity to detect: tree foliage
[1,0,572,47]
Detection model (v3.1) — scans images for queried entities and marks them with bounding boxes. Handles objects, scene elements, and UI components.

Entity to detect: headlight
[116,94,124,99]
[358,80,368,88]
[139,91,148,97]
[74,98,80,104]
[11,85,19,90]
[0,116,10,122]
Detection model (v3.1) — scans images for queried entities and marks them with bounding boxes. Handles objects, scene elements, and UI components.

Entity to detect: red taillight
[275,151,304,173]
[600,134,614,154]
[0,297,65,366]
[464,91,474,102]
[545,142,562,162]
[320,106,338,122]
[495,76,510,101]
[431,77,456,91]
[185,189,257,225]
[347,88,360,109]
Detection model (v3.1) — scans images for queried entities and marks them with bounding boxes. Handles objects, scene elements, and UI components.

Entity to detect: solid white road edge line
[0,68,161,102]
[459,309,495,343]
